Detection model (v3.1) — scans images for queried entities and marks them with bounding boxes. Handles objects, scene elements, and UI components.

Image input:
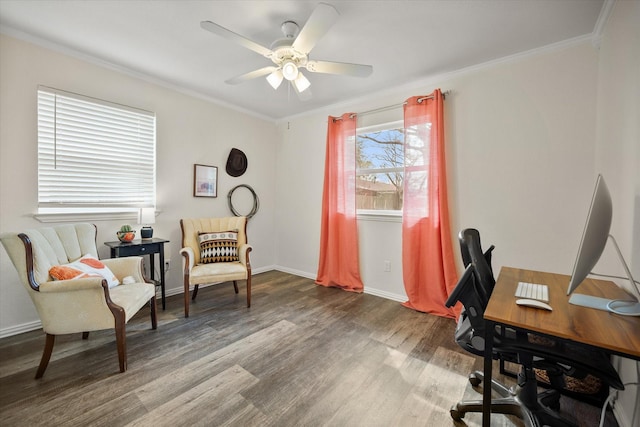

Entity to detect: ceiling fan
[200,2,373,99]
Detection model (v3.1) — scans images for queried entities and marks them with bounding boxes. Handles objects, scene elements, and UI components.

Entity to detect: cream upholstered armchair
[0,223,157,378]
[180,217,252,317]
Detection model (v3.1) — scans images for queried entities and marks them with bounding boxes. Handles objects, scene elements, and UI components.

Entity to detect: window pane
[356,173,403,210]
[356,124,404,212]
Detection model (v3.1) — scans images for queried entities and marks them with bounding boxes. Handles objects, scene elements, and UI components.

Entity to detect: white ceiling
[0,0,605,120]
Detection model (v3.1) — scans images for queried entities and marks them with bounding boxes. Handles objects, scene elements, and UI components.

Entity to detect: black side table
[104,238,169,310]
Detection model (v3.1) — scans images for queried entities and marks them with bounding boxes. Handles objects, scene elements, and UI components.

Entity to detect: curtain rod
[332,91,450,121]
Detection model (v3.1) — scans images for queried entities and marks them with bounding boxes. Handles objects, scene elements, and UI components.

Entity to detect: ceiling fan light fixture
[266,69,284,89]
[202,3,372,102]
[282,60,299,81]
[293,72,311,93]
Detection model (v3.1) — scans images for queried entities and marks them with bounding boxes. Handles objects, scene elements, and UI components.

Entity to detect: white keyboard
[515,282,549,302]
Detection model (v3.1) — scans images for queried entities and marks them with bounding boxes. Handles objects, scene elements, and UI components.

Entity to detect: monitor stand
[569,235,640,316]
[607,299,640,316]
[569,294,640,316]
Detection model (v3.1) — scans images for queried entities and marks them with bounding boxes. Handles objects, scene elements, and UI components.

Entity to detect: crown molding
[592,0,616,49]
[279,33,594,123]
[0,25,275,123]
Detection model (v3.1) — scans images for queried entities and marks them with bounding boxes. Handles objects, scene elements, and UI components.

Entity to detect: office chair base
[450,393,572,427]
[450,397,523,421]
[469,371,482,387]
[453,371,569,427]
[469,370,516,398]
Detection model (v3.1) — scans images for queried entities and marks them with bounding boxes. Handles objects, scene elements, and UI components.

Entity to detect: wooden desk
[481,267,640,427]
[104,238,169,310]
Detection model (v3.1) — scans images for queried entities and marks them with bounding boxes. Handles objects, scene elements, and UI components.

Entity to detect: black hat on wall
[226,148,248,177]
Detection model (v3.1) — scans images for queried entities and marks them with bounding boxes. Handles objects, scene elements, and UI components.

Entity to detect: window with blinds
[37,86,156,212]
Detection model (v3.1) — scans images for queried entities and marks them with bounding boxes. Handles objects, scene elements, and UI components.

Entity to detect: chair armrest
[33,277,125,335]
[38,277,106,293]
[101,257,145,282]
[180,247,195,272]
[238,243,252,266]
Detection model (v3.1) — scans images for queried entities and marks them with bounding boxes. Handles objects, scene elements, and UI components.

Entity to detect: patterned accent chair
[180,217,252,317]
[0,223,157,378]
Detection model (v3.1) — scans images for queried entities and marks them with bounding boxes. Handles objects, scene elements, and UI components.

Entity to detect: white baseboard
[272,265,407,302]
[363,287,407,303]
[273,265,315,280]
[0,320,42,339]
[252,265,276,275]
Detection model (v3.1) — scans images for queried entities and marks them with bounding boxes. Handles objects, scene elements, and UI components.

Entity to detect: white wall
[0,34,278,336]
[275,40,600,301]
[594,1,640,425]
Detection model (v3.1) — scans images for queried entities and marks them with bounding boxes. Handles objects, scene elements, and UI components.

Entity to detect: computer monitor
[567,174,640,316]
[567,175,612,295]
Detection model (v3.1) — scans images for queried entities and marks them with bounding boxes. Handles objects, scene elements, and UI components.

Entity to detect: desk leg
[149,253,155,284]
[483,319,494,427]
[159,248,166,310]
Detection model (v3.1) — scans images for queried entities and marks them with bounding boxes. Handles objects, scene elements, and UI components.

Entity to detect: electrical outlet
[384,260,391,272]
[164,259,170,272]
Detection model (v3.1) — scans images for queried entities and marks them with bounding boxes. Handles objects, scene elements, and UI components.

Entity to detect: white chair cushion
[110,282,156,323]
[190,262,247,285]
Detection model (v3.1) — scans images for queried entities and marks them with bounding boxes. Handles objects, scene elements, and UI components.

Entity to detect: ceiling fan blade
[305,60,373,77]
[292,3,339,54]
[226,66,278,85]
[201,21,272,57]
[293,83,313,101]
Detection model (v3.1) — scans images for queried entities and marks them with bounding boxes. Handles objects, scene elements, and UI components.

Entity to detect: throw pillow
[49,254,120,288]
[198,230,239,264]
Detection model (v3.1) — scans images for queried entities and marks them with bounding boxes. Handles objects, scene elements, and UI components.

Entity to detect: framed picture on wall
[193,164,218,198]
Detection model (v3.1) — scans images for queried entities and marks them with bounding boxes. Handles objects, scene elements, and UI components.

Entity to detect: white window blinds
[37,86,156,210]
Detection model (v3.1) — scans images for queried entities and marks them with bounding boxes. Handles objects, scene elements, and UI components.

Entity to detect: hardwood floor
[0,271,615,426]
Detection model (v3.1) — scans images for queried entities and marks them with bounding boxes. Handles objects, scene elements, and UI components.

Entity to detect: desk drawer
[116,243,161,257]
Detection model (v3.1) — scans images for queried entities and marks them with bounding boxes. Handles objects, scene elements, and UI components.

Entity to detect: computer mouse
[516,298,553,311]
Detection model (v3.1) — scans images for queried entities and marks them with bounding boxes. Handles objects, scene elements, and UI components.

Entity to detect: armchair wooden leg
[233,281,239,294]
[82,332,89,340]
[104,294,127,373]
[35,333,55,379]
[184,278,191,318]
[246,276,251,308]
[114,313,127,373]
[150,297,157,330]
[191,284,199,301]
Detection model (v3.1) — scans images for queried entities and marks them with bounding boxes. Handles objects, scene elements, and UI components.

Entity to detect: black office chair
[459,228,495,290]
[455,229,511,387]
[446,260,624,425]
[459,228,613,406]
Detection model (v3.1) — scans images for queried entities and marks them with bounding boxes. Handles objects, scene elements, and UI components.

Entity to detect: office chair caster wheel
[469,372,482,387]
[450,406,465,421]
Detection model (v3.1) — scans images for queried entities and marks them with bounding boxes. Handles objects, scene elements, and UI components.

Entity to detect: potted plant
[117,225,136,242]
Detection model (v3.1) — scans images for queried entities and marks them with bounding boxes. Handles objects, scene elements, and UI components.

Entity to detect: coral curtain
[316,113,364,292]
[402,90,460,318]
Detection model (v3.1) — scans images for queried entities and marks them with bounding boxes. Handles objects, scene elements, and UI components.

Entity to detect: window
[356,121,404,215]
[37,86,156,215]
